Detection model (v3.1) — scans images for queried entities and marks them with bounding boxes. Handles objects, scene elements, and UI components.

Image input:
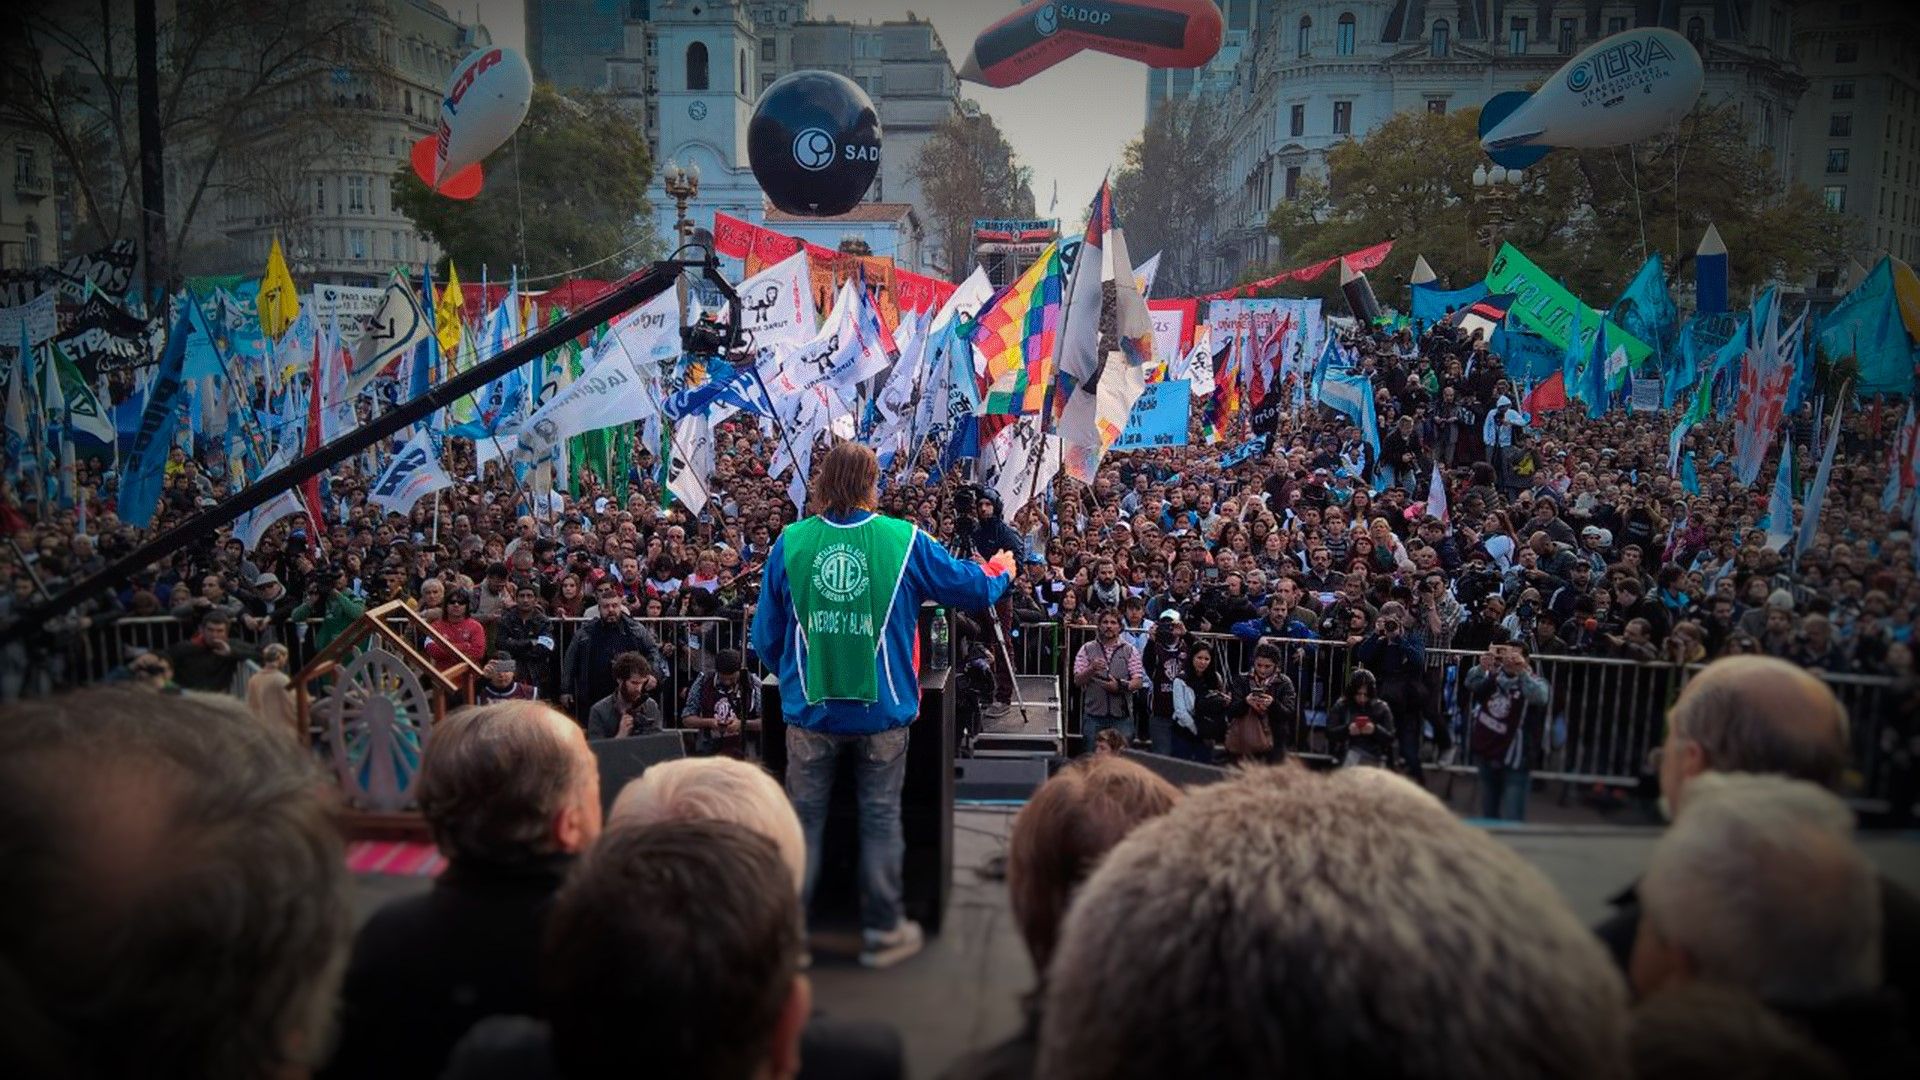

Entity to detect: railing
[1005,622,1903,804]
[63,613,759,732]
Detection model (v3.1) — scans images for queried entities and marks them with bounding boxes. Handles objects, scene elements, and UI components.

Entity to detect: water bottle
[929,607,950,671]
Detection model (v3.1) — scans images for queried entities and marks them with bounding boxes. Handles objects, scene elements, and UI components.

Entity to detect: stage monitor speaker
[587,732,687,815]
[1120,748,1232,789]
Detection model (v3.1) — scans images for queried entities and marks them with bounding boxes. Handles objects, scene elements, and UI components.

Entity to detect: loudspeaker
[1120,748,1232,789]
[587,732,687,815]
[763,667,954,934]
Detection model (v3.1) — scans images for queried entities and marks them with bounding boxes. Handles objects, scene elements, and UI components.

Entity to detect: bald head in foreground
[1038,765,1631,1080]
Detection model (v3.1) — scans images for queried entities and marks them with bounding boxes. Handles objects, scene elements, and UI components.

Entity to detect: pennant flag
[1732,300,1798,486]
[1765,441,1795,550]
[976,242,1067,414]
[119,309,195,528]
[1409,255,1438,286]
[1055,181,1156,483]
[1426,461,1449,524]
[436,263,466,356]
[258,235,301,339]
[1695,224,1728,316]
[349,271,432,395]
[1797,397,1844,557]
[1608,253,1678,370]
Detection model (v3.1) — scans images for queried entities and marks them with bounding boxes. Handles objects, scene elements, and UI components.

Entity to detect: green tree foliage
[1113,99,1229,297]
[1265,105,1854,307]
[396,84,658,277]
[910,105,1035,279]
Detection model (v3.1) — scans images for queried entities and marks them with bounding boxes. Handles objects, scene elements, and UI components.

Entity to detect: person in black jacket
[494,582,556,692]
[322,701,602,1079]
[967,488,1027,716]
[560,580,667,727]
[1328,668,1396,767]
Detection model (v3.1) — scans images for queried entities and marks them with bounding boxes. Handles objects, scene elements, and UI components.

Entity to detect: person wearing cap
[1140,609,1190,756]
[478,652,539,704]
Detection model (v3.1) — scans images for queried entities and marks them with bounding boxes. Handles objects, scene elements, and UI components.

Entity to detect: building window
[403,89,412,115]
[1833,81,1855,100]
[1297,16,1311,58]
[1337,13,1355,55]
[349,228,366,260]
[14,145,35,183]
[23,220,40,265]
[1290,104,1305,137]
[762,73,775,93]
[739,50,747,95]
[347,174,366,212]
[1427,97,1447,115]
[1431,19,1449,57]
[314,177,326,213]
[687,42,709,90]
[1333,100,1352,134]
[1686,17,1705,49]
[1558,18,1577,54]
[1827,148,1850,173]
[1835,41,1857,63]
[1608,16,1627,34]
[761,39,775,62]
[1285,166,1300,200]
[1830,114,1852,137]
[1509,17,1527,54]
[1823,185,1845,211]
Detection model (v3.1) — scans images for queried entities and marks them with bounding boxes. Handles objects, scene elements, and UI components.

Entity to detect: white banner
[760,277,890,400]
[732,250,818,353]
[517,291,677,462]
[0,291,58,347]
[310,283,386,346]
[349,274,432,393]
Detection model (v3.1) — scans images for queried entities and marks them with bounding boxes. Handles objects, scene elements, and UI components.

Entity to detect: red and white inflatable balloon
[410,46,534,200]
[958,0,1224,89]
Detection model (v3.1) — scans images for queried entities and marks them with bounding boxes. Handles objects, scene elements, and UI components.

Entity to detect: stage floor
[352,810,1920,1080]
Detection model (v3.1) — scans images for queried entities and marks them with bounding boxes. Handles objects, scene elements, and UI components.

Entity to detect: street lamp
[1469,162,1525,262]
[662,159,702,250]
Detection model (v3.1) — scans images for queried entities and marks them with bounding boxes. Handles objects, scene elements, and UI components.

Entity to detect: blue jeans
[786,725,911,933]
[1148,714,1174,755]
[1082,712,1134,755]
[1169,721,1213,763]
[1477,764,1531,821]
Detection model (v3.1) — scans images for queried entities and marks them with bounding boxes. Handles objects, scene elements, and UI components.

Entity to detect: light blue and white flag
[1796,397,1844,558]
[1764,441,1794,551]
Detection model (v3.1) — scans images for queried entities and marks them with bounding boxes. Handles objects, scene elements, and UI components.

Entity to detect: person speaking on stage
[752,440,1014,968]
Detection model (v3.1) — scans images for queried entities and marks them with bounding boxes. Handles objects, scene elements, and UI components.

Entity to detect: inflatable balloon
[748,71,882,217]
[1479,27,1703,170]
[957,0,1224,89]
[409,45,534,200]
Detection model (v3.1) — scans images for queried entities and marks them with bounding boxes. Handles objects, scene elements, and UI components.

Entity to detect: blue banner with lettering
[1492,327,1562,383]
[1411,282,1489,330]
[1112,381,1191,450]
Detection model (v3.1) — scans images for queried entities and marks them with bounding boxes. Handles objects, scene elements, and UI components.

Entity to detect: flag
[368,429,455,514]
[1732,299,1797,486]
[1797,397,1844,557]
[119,309,195,528]
[1562,301,1585,400]
[436,263,466,356]
[666,414,715,513]
[300,332,327,534]
[51,344,113,445]
[258,235,301,339]
[1445,292,1516,341]
[1202,321,1239,441]
[350,270,433,395]
[1583,319,1610,419]
[1524,369,1568,416]
[1055,181,1156,483]
[1883,402,1918,512]
[1317,368,1380,456]
[762,275,892,400]
[1765,441,1794,550]
[976,242,1066,414]
[5,324,31,448]
[1680,451,1700,495]
[1608,253,1678,371]
[982,415,1060,515]
[1668,418,1692,476]
[1426,462,1448,524]
[1179,324,1213,394]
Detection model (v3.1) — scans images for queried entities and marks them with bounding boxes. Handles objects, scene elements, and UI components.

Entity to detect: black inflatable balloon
[748,71,882,217]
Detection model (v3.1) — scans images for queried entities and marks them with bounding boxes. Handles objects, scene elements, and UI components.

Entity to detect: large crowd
[5,315,1917,812]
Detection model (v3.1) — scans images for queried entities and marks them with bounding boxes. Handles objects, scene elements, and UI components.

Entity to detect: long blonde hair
[811,440,878,516]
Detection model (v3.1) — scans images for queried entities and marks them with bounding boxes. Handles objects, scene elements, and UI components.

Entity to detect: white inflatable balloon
[1479,27,1703,167]
[413,46,533,196]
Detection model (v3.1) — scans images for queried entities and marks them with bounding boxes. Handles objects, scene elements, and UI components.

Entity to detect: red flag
[1525,370,1569,418]
[302,334,328,535]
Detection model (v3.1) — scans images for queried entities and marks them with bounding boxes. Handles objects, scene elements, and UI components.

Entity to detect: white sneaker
[859,919,925,969]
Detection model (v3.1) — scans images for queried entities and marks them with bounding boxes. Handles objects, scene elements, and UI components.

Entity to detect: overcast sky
[476,0,1146,222]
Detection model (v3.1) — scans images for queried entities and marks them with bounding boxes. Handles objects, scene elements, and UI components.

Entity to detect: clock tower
[650,0,765,244]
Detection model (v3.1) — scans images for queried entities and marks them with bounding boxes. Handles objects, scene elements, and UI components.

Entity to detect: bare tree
[1112,99,1226,297]
[910,104,1035,278]
[3,0,371,283]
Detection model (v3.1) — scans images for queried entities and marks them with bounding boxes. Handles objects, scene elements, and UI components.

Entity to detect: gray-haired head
[0,687,349,1077]
[1038,765,1629,1080]
[608,757,806,895]
[1635,772,1879,1008]
[1660,656,1848,815]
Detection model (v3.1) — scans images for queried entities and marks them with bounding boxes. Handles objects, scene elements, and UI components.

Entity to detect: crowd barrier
[42,613,1907,805]
[1009,622,1903,805]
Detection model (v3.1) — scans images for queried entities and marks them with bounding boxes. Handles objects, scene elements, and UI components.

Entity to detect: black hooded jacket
[967,488,1028,564]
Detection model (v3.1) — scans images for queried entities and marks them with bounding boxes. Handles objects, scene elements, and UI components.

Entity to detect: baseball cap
[1581,525,1604,540]
[1159,609,1183,624]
